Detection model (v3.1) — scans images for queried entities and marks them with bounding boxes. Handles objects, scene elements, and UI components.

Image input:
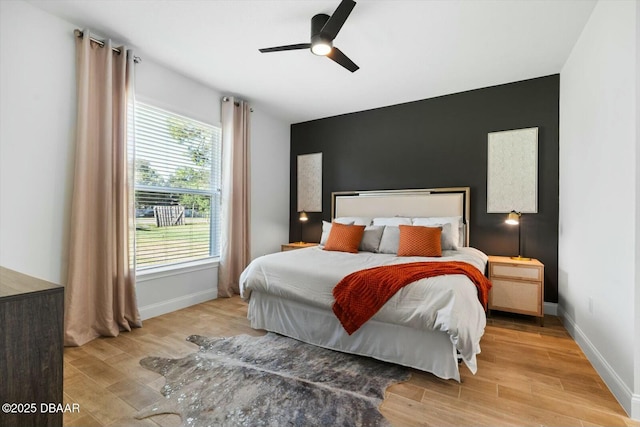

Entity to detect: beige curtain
[218,97,251,297]
[64,30,141,346]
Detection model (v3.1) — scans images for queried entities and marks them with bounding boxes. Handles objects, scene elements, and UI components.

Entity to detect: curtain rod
[74,29,141,63]
[222,97,254,112]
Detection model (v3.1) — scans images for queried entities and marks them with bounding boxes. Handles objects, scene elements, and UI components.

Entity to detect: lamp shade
[299,211,309,222]
[506,210,520,225]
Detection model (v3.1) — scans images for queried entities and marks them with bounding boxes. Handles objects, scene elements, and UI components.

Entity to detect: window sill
[136,257,220,282]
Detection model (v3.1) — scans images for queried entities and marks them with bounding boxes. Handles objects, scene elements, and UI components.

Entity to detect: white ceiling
[29,0,596,124]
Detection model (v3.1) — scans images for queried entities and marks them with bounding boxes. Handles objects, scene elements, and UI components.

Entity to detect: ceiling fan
[259,0,359,73]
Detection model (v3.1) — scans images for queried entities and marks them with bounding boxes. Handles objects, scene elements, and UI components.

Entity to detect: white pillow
[335,216,372,226]
[372,217,412,226]
[412,216,463,249]
[358,225,385,252]
[433,223,455,250]
[377,226,400,254]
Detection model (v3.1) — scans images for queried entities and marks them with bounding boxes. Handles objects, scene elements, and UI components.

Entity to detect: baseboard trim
[139,289,217,320]
[559,306,635,419]
[544,301,558,316]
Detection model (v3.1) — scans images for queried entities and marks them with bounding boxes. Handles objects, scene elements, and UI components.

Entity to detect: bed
[239,187,488,381]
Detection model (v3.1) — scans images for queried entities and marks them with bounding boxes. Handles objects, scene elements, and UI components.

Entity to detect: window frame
[132,100,222,273]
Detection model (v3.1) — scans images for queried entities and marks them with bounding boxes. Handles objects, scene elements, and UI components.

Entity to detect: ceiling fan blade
[320,0,356,40]
[327,47,359,72]
[259,43,311,53]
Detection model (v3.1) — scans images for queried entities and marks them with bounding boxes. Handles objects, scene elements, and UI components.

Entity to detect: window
[134,102,221,269]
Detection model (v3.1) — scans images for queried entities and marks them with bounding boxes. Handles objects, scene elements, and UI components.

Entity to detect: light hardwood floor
[63,297,639,427]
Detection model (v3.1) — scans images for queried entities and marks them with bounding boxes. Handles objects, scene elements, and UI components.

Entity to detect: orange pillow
[397,225,442,257]
[323,222,366,253]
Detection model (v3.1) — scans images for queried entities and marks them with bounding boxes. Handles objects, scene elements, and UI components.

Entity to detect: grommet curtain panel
[218,97,251,297]
[64,30,141,346]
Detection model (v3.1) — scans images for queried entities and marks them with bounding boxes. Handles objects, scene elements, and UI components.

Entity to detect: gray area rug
[136,332,410,426]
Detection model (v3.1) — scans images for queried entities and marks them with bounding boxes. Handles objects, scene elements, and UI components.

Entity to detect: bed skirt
[247,291,465,381]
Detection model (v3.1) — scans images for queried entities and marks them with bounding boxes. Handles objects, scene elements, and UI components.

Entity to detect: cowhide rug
[136,332,410,427]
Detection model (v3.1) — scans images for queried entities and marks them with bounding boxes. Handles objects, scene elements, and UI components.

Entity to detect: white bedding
[240,246,489,375]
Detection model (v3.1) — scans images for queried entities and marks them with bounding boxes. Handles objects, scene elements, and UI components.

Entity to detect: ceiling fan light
[311,42,332,56]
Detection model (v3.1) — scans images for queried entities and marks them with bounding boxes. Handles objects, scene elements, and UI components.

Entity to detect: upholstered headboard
[331,187,470,246]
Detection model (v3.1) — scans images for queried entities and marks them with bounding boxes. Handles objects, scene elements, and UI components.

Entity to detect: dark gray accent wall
[290,75,559,303]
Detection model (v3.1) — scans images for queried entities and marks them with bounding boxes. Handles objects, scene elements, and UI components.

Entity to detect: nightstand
[487,255,545,326]
[281,242,318,252]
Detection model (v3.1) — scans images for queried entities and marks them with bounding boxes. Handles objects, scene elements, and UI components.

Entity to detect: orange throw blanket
[332,261,492,335]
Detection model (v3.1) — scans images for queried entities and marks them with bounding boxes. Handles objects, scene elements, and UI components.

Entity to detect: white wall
[0,0,290,320]
[0,0,76,284]
[559,0,639,418]
[249,104,290,260]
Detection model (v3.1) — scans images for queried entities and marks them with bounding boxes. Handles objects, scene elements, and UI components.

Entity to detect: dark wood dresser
[0,267,64,427]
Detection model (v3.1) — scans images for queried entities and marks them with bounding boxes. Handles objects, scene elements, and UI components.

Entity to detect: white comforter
[239,246,488,370]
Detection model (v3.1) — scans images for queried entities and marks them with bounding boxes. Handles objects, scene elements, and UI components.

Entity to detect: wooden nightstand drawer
[490,278,541,314]
[491,263,541,281]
